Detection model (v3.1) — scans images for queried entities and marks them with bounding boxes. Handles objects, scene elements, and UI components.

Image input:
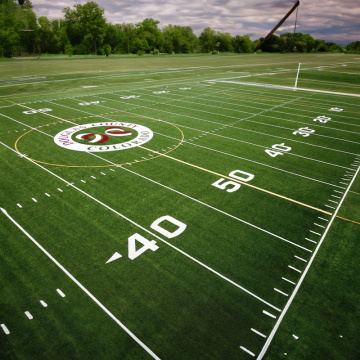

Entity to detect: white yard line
[0,207,160,360]
[89,152,312,253]
[89,94,357,160]
[164,87,360,134]
[1,108,312,252]
[0,141,282,312]
[257,164,360,360]
[138,88,360,137]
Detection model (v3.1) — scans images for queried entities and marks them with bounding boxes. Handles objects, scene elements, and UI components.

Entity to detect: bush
[103,44,111,57]
[153,48,159,55]
[137,50,145,56]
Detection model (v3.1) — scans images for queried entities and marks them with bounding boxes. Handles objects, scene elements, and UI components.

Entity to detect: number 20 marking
[212,170,254,193]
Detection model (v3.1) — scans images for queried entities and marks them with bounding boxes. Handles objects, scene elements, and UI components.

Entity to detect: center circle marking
[54,122,153,152]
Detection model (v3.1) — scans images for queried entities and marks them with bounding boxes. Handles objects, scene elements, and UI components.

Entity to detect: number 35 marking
[211,170,254,193]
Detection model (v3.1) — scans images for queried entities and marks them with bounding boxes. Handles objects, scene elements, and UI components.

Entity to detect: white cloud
[30,0,360,44]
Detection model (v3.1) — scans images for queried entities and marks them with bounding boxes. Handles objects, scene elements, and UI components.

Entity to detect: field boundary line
[199,82,360,112]
[0,141,282,312]
[208,80,360,98]
[0,207,161,360]
[257,164,360,360]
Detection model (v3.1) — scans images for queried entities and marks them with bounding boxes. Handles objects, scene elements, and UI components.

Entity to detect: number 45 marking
[211,170,254,193]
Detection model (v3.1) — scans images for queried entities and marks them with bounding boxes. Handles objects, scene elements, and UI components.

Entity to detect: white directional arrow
[106,252,122,264]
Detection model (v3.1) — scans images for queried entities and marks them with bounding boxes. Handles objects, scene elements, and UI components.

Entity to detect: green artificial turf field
[0,53,359,359]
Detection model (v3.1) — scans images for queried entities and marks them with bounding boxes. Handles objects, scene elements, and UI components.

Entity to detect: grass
[0,53,359,359]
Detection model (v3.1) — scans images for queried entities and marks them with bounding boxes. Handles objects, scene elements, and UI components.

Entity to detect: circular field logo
[54,122,153,152]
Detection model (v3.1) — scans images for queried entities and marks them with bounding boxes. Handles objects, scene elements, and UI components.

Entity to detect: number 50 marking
[211,170,254,193]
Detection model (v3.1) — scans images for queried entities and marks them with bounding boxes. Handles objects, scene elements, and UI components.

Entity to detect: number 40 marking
[107,215,187,262]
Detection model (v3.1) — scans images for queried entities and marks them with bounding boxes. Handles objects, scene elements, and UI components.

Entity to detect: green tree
[162,24,198,53]
[136,18,164,53]
[199,27,217,52]
[121,23,137,53]
[103,43,111,57]
[38,16,51,53]
[232,35,254,53]
[63,1,107,54]
[104,24,126,54]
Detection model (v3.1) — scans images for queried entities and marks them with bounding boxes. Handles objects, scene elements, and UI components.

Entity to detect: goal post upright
[294,62,301,90]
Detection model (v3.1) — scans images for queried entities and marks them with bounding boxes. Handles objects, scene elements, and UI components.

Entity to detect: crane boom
[254,1,300,52]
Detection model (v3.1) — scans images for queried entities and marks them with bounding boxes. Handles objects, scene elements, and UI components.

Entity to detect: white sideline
[256,164,360,359]
[209,80,360,98]
[0,141,281,312]
[0,207,160,360]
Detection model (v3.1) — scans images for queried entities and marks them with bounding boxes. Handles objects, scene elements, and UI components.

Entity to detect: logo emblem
[54,122,153,152]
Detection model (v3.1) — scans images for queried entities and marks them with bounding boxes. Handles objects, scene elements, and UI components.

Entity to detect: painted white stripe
[91,176,96,179]
[67,95,356,166]
[17,203,22,208]
[88,153,311,254]
[57,188,63,192]
[45,193,50,197]
[240,346,255,357]
[56,289,66,298]
[305,238,317,244]
[257,164,360,360]
[294,256,307,262]
[0,143,282,312]
[339,182,349,185]
[331,195,341,198]
[81,179,86,183]
[251,328,267,338]
[318,217,329,222]
[40,300,48,307]
[32,198,37,203]
[325,205,336,209]
[1,324,10,335]
[263,310,276,319]
[101,172,106,175]
[0,209,160,360]
[110,168,115,172]
[314,223,325,228]
[282,277,296,285]
[329,200,338,204]
[274,288,288,296]
[310,230,321,236]
[334,190,344,194]
[292,334,299,340]
[25,311,33,320]
[288,265,301,273]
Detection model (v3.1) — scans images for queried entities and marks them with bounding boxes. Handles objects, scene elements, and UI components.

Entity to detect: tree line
[1,0,359,58]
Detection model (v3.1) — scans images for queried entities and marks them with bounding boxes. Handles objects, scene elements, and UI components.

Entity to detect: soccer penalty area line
[0,207,161,360]
[0,140,281,313]
[256,163,360,360]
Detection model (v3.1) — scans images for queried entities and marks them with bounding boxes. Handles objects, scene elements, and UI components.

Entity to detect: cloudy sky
[31,0,359,45]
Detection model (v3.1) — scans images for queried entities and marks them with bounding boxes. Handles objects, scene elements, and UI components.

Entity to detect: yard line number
[108,215,186,262]
[23,108,52,114]
[265,143,292,158]
[212,170,254,193]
